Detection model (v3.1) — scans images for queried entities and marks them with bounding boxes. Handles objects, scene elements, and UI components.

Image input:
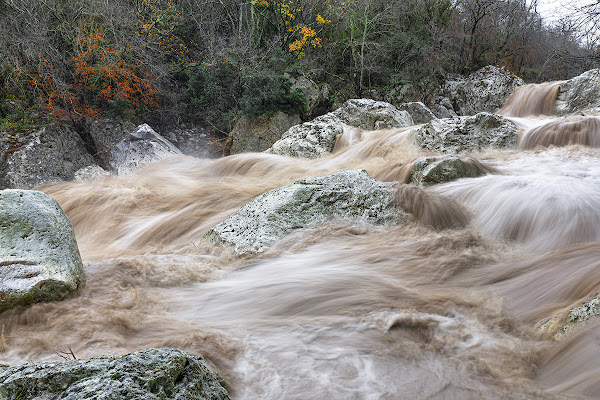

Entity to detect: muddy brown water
[1,81,600,399]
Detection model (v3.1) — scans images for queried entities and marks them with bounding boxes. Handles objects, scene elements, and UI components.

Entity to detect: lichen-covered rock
[0,348,229,400]
[406,155,494,186]
[332,99,413,130]
[537,293,600,340]
[555,69,600,115]
[430,97,458,119]
[290,75,331,119]
[0,190,84,313]
[74,165,111,182]
[109,124,182,175]
[0,126,95,189]
[205,169,411,256]
[265,113,344,158]
[442,66,525,115]
[394,102,437,124]
[415,112,517,154]
[229,112,301,154]
[89,120,137,167]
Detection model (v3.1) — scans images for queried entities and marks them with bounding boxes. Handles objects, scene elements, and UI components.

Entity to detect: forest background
[1,0,598,140]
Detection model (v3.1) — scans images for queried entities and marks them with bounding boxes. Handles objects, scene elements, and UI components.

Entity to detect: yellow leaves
[252,0,269,6]
[316,14,331,25]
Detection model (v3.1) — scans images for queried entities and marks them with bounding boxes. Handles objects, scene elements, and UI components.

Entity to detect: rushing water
[1,81,600,399]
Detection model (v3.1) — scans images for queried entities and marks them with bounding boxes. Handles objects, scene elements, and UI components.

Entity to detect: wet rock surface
[555,69,600,115]
[0,348,230,400]
[407,155,494,186]
[205,169,411,256]
[415,112,517,154]
[0,189,84,313]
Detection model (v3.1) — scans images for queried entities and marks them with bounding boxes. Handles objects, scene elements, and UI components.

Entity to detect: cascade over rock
[405,155,494,186]
[415,112,517,153]
[555,69,600,115]
[443,66,524,115]
[266,99,413,158]
[205,169,411,256]
[0,190,84,313]
[0,348,230,400]
[229,112,301,154]
[0,126,95,189]
[109,124,182,175]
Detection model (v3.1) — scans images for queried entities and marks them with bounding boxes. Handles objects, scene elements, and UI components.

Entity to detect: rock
[162,126,220,158]
[415,112,517,154]
[0,126,95,189]
[290,75,331,119]
[74,165,111,182]
[430,97,458,119]
[384,83,422,105]
[0,190,84,313]
[229,112,301,154]
[265,113,344,159]
[332,99,413,130]
[394,102,436,124]
[405,155,495,186]
[89,120,137,167]
[538,292,600,340]
[442,66,524,115]
[555,69,600,115]
[205,169,411,256]
[0,348,229,400]
[109,124,182,175]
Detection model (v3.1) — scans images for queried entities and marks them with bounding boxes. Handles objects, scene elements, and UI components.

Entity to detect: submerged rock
[205,169,411,256]
[443,66,524,115]
[0,190,84,313]
[109,124,182,175]
[0,348,229,400]
[406,155,494,186]
[0,126,95,189]
[415,112,517,154]
[538,293,600,340]
[555,69,600,115]
[229,112,301,154]
[74,165,111,182]
[265,113,343,158]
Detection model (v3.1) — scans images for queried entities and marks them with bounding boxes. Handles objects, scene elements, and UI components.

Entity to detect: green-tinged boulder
[0,189,84,312]
[229,111,301,154]
[406,155,495,186]
[415,112,517,154]
[0,348,229,400]
[205,169,411,256]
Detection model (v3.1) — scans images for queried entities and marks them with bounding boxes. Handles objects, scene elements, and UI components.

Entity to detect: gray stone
[394,102,436,124]
[442,66,524,115]
[0,348,229,400]
[555,69,600,115]
[0,126,95,189]
[538,292,600,340]
[265,113,344,159]
[415,112,517,154]
[162,126,220,159]
[205,169,411,256]
[332,99,413,130]
[109,124,182,175]
[0,190,84,313]
[430,97,458,119]
[407,155,494,186]
[290,75,331,119]
[74,165,111,182]
[89,120,137,167]
[229,112,301,154]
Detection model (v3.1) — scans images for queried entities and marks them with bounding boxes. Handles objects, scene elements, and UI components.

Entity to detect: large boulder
[430,97,458,119]
[332,99,413,130]
[0,126,95,189]
[393,102,437,124]
[442,66,524,116]
[265,113,344,159]
[162,126,220,158]
[404,155,495,187]
[555,69,600,115]
[109,124,182,175]
[89,120,137,167]
[415,112,517,154]
[0,190,84,313]
[0,348,229,400]
[290,75,331,119]
[205,169,411,256]
[229,112,301,154]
